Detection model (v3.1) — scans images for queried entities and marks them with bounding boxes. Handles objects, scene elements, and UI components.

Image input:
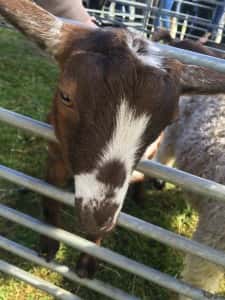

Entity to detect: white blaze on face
[101,100,150,171]
[74,100,150,223]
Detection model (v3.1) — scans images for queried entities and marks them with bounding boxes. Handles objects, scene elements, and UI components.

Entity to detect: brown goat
[1,0,225,278]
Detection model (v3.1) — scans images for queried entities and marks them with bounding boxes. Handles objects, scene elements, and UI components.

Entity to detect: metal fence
[1,6,225,300]
[88,0,225,46]
[2,107,225,300]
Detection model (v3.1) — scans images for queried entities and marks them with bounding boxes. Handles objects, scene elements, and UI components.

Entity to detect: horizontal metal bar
[0,259,81,300]
[2,164,225,278]
[192,0,225,5]
[0,203,223,300]
[155,42,225,73]
[0,107,57,142]
[113,0,225,7]
[172,0,215,9]
[2,107,225,204]
[137,160,225,203]
[105,0,147,8]
[0,235,138,300]
[88,9,144,19]
[0,164,73,206]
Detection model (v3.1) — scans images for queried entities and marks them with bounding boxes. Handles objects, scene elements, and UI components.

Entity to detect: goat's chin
[81,224,116,240]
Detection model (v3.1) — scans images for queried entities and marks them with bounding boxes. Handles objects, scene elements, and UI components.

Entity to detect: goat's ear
[180,63,225,95]
[0,0,92,59]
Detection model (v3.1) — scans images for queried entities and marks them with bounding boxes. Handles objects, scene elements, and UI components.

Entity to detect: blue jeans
[212,0,225,26]
[154,0,174,29]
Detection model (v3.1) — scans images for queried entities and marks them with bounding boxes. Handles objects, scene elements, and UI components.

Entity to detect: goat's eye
[59,91,72,106]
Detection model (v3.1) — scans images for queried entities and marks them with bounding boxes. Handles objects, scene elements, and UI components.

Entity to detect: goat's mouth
[77,212,118,238]
[75,197,120,237]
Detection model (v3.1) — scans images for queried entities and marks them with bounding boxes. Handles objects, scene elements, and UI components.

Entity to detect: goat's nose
[93,201,119,229]
[75,198,119,235]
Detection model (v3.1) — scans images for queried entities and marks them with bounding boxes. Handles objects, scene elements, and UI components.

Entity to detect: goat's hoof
[38,235,59,262]
[76,253,98,279]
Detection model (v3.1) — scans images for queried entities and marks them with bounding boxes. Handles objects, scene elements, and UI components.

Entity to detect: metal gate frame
[1,21,225,300]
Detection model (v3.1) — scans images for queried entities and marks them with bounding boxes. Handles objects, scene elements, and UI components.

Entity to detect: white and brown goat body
[1,0,225,278]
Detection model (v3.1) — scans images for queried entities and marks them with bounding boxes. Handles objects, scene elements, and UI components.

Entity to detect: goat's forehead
[63,28,164,73]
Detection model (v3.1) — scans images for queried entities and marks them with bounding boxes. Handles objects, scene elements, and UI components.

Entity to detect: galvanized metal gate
[88,0,225,44]
[1,7,225,300]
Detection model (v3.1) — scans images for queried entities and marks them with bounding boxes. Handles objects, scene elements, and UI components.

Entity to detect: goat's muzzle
[75,197,119,237]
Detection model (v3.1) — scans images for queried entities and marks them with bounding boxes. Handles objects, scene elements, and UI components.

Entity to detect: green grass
[0,28,220,300]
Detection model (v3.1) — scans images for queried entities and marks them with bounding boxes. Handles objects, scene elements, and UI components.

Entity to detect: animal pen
[1,2,225,300]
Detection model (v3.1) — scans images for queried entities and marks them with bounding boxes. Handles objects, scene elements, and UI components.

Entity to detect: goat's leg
[178,201,225,300]
[76,237,101,278]
[39,143,70,261]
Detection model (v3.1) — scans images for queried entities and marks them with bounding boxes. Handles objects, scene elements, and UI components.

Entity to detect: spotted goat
[1,0,225,278]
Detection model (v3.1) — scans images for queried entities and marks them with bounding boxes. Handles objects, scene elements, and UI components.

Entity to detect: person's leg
[189,0,200,34]
[154,13,161,28]
[35,0,95,26]
[161,0,174,28]
[204,0,225,40]
[212,0,225,25]
[154,0,163,28]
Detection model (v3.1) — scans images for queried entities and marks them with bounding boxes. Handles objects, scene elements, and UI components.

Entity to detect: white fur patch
[126,31,163,69]
[101,100,150,170]
[74,100,150,218]
[75,171,129,207]
[74,170,129,231]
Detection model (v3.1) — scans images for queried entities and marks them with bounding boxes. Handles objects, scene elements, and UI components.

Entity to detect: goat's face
[2,0,225,238]
[52,29,177,236]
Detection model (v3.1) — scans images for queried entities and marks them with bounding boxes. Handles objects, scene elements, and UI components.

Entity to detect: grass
[0,28,222,300]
